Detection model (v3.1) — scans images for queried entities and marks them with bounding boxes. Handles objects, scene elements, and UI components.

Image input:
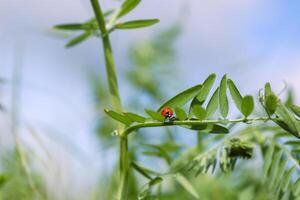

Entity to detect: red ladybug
[161,107,174,119]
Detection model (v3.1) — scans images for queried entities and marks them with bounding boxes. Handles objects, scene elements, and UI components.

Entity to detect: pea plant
[55,0,300,199]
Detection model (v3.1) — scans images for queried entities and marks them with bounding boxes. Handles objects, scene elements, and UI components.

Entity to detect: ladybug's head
[161,107,174,118]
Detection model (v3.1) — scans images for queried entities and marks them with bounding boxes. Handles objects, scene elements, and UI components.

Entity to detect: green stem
[123,117,271,136]
[90,0,122,112]
[90,1,128,200]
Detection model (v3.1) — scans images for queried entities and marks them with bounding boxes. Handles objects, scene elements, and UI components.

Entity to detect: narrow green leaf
[54,23,94,31]
[115,19,159,29]
[175,107,187,121]
[192,105,207,120]
[265,94,278,115]
[280,167,296,192]
[264,82,272,98]
[227,79,243,112]
[181,124,229,133]
[272,157,287,192]
[262,143,275,182]
[293,177,300,196]
[206,87,219,118]
[241,95,254,117]
[131,162,152,180]
[189,98,201,117]
[175,174,199,199]
[268,150,283,190]
[145,109,164,122]
[285,89,294,107]
[118,0,141,18]
[284,140,300,146]
[219,75,228,118]
[157,84,202,112]
[104,109,132,125]
[206,124,229,133]
[138,177,163,200]
[123,112,146,123]
[196,73,216,103]
[291,105,300,118]
[65,31,93,48]
[281,191,290,200]
[275,103,300,138]
[291,148,300,153]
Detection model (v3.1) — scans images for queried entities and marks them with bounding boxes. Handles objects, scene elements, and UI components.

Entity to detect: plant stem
[123,117,271,136]
[90,1,128,200]
[90,0,122,112]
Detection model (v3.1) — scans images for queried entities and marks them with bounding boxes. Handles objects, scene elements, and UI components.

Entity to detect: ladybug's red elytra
[160,107,174,119]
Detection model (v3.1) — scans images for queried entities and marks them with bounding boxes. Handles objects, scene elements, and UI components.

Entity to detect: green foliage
[241,95,254,118]
[206,87,219,118]
[157,84,202,112]
[219,75,229,118]
[188,137,253,175]
[261,143,300,200]
[115,19,160,29]
[145,109,165,122]
[117,0,141,18]
[104,109,133,125]
[227,79,243,112]
[174,107,187,121]
[138,177,163,200]
[196,73,216,103]
[123,112,146,123]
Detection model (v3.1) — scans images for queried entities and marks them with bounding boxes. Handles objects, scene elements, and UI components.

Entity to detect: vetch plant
[54,0,300,199]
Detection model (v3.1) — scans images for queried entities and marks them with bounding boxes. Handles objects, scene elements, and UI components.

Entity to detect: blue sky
[1,0,300,198]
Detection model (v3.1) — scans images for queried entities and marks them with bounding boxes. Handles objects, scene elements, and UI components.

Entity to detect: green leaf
[157,84,202,112]
[138,177,163,200]
[65,31,93,48]
[181,124,229,134]
[175,174,199,199]
[264,82,272,98]
[118,0,141,18]
[145,109,164,122]
[241,95,254,117]
[104,109,132,125]
[0,174,9,188]
[54,23,94,31]
[175,107,187,121]
[131,162,152,180]
[275,103,300,138]
[268,150,283,190]
[115,19,159,29]
[189,98,201,117]
[284,140,300,147]
[206,87,219,118]
[219,75,229,118]
[293,177,300,196]
[227,79,243,112]
[291,104,300,118]
[123,112,146,123]
[272,157,287,191]
[262,143,275,182]
[192,105,207,120]
[196,73,216,103]
[280,167,296,192]
[265,94,278,115]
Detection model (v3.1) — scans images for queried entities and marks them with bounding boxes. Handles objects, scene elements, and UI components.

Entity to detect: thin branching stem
[123,117,271,136]
[90,1,128,200]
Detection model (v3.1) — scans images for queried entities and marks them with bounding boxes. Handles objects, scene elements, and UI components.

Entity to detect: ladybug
[161,107,174,119]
